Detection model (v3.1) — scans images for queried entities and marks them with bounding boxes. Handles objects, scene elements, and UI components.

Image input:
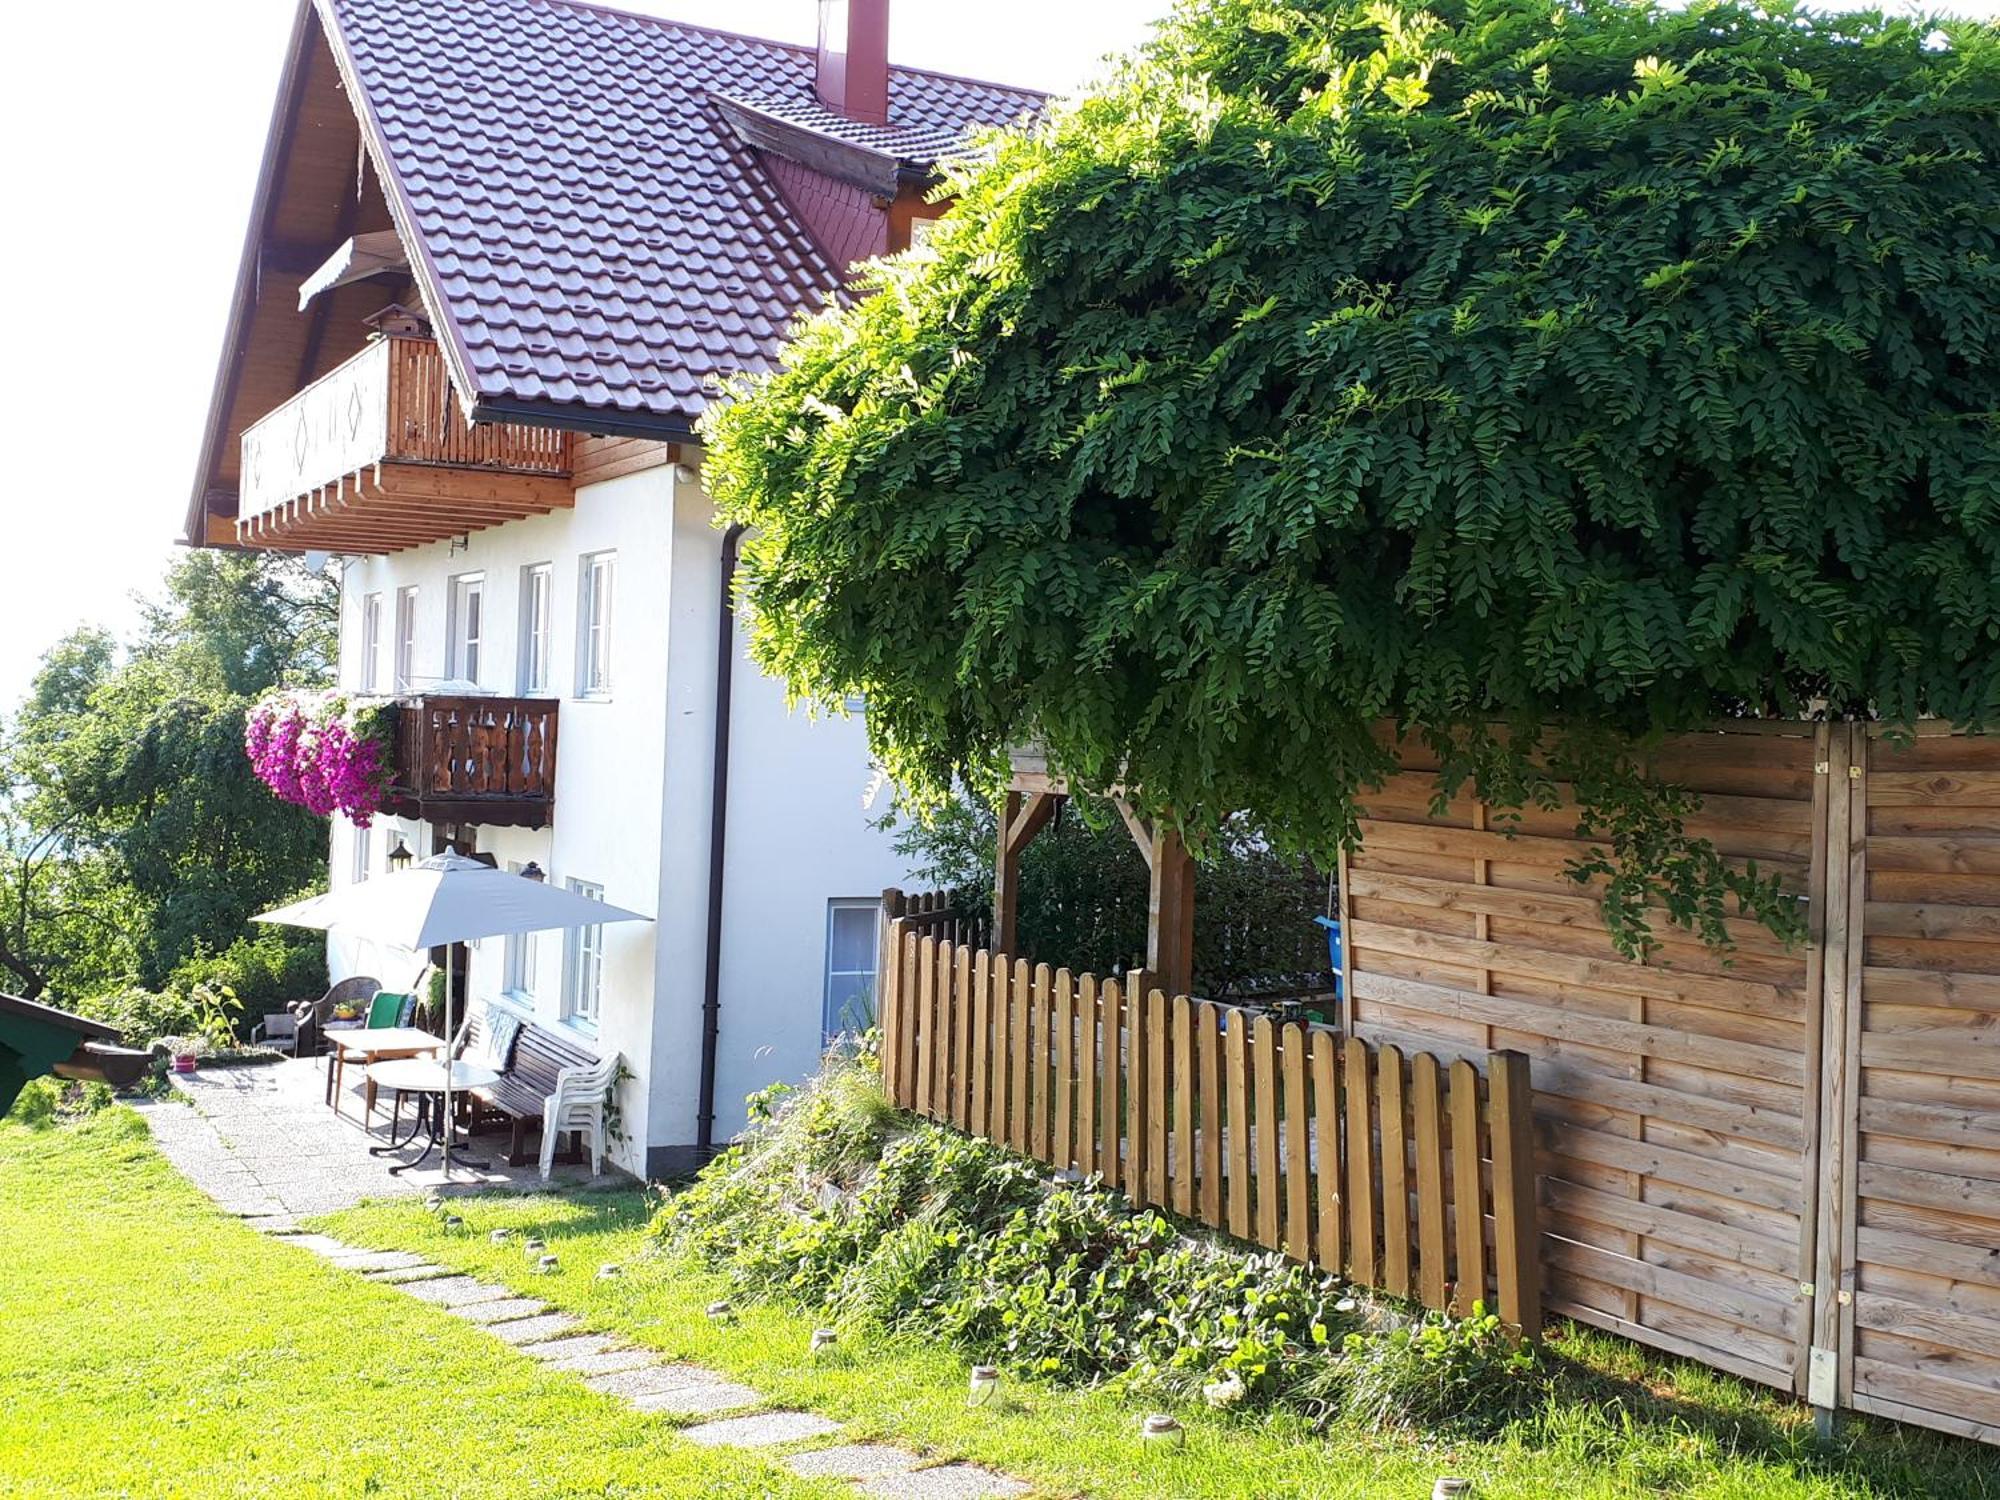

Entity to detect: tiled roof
[323,0,1044,433]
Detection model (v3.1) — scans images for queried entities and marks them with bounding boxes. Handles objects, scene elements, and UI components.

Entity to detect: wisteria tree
[705,0,2000,955]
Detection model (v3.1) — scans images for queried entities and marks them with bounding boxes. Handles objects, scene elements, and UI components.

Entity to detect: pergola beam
[1001,753,1197,999]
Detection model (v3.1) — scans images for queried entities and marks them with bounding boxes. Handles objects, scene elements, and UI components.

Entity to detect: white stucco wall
[326,457,913,1177]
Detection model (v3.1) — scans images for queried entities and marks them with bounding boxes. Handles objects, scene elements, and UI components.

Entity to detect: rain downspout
[697,522,747,1157]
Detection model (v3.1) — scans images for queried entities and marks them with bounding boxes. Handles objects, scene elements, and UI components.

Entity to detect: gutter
[697,521,749,1157]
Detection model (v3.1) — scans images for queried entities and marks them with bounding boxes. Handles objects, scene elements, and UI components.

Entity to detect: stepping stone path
[267,1226,1030,1499]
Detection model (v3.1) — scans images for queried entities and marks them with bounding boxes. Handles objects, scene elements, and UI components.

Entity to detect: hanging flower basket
[245,689,396,826]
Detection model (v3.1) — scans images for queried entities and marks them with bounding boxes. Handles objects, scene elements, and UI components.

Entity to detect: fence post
[1489,1049,1540,1339]
[878,890,906,1099]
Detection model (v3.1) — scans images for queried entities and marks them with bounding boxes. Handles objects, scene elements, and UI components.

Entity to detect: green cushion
[366,992,408,1030]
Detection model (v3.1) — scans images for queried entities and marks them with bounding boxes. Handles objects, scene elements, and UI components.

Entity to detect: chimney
[815,0,891,126]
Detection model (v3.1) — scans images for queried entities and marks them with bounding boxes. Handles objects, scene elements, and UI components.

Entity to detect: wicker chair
[291,975,381,1062]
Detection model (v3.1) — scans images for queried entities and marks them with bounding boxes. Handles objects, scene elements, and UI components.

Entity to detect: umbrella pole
[442,944,455,1183]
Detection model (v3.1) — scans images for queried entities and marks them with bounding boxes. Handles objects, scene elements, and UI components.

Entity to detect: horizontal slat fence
[878,898,1540,1336]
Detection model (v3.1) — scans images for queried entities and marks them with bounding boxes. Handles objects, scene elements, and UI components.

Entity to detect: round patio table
[366,1057,502,1176]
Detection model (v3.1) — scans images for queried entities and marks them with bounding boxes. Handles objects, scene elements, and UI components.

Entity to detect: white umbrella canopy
[255,853,649,1181]
[254,853,650,948]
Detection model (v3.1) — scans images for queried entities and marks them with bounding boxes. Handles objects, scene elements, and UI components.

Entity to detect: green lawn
[0,1111,827,1500]
[322,1190,1999,1500]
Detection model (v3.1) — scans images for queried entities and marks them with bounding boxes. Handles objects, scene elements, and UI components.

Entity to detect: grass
[321,1188,1999,1500]
[0,1111,832,1500]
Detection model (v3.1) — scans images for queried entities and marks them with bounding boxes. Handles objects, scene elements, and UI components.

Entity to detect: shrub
[662,1051,1543,1426]
[1331,1303,1540,1436]
[167,931,326,1034]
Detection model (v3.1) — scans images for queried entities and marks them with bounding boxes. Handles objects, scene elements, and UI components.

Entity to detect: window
[502,861,540,997]
[577,552,615,698]
[448,573,485,685]
[359,593,383,692]
[395,587,419,691]
[351,822,373,884]
[563,878,605,1027]
[520,563,553,695]
[822,900,881,1040]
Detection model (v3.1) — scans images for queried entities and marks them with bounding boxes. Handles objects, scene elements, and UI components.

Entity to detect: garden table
[324,1026,443,1117]
[366,1057,501,1176]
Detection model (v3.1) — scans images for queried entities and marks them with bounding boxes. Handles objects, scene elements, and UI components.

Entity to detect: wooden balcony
[236,334,574,554]
[384,696,559,829]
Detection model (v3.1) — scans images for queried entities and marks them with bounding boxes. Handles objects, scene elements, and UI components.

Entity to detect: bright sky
[0,0,1162,710]
[0,0,1990,709]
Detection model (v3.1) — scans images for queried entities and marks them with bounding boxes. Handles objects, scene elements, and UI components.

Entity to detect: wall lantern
[388,838,414,872]
[520,861,547,884]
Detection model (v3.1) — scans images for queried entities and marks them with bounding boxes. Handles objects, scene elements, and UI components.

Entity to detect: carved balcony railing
[236,335,574,554]
[384,696,559,829]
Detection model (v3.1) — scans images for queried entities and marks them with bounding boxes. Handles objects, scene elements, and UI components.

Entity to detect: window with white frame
[822,900,881,1040]
[448,573,485,685]
[577,552,615,698]
[351,822,373,884]
[395,586,419,691]
[501,861,540,999]
[359,593,383,692]
[563,879,605,1026]
[520,563,553,695]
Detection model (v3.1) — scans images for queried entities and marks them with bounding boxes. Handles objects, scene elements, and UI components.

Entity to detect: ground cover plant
[0,1109,818,1500]
[320,1094,1997,1498]
[705,0,2000,960]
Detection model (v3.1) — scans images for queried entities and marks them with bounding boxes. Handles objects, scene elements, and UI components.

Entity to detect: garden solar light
[597,1263,623,1280]
[489,1228,512,1244]
[536,1254,560,1274]
[706,1299,735,1324]
[810,1327,838,1355]
[967,1365,1000,1407]
[443,1214,465,1231]
[1433,1481,1472,1499]
[1140,1415,1184,1448]
[523,1236,546,1253]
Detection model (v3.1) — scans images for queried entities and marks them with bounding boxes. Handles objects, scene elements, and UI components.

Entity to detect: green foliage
[83,979,242,1051]
[705,0,2000,957]
[665,1053,1542,1427]
[0,551,336,1002]
[1332,1302,1540,1435]
[167,931,327,1033]
[893,792,1334,996]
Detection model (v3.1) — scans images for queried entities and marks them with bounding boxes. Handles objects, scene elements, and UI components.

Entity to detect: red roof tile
[321,0,1044,436]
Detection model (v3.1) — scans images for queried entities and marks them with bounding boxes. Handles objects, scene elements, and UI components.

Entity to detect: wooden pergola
[996,749,1197,999]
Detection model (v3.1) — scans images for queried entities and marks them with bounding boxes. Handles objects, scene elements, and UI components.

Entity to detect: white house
[182,0,1044,1176]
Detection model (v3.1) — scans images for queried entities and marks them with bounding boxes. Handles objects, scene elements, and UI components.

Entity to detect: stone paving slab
[286,1234,356,1258]
[541,1346,660,1377]
[328,1249,431,1272]
[617,1377,765,1415]
[487,1312,583,1345]
[684,1411,842,1448]
[365,1264,456,1285]
[582,1365,732,1402]
[783,1445,925,1481]
[446,1297,550,1325]
[861,1466,1031,1499]
[522,1333,618,1362]
[398,1275,511,1308]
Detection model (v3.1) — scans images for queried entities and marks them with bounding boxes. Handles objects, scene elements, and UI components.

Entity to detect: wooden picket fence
[877,892,1541,1335]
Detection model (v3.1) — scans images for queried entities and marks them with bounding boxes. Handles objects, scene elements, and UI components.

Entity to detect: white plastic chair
[539,1050,621,1180]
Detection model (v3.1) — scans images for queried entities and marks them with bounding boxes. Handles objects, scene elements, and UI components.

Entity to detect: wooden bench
[459,1009,599,1167]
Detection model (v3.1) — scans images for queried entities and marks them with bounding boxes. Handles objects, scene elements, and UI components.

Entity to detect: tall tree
[706,0,2000,956]
[0,553,337,999]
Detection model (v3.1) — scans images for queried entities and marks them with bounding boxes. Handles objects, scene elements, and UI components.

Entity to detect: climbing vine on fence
[705,0,2000,956]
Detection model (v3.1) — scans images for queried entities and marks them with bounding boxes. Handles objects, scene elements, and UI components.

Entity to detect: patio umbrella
[254,854,650,1179]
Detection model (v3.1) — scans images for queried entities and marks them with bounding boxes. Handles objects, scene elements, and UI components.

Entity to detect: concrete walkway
[138,1062,1032,1498]
[265,1223,1029,1496]
[134,1057,612,1226]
